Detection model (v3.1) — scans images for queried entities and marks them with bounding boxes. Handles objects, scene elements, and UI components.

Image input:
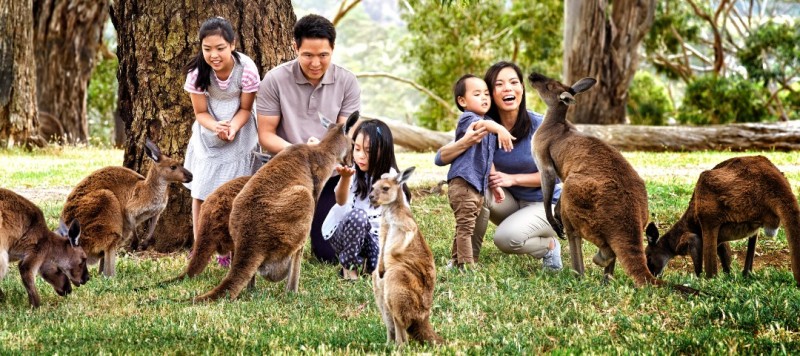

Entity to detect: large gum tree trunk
[112,0,296,252]
[0,0,44,148]
[563,0,655,124]
[33,0,108,144]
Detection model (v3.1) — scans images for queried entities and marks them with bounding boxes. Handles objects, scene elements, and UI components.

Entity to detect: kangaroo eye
[170,165,177,170]
[382,186,389,192]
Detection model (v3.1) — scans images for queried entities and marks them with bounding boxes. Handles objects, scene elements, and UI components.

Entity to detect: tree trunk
[32,0,108,144]
[112,0,296,252]
[0,0,45,148]
[576,121,800,152]
[563,0,655,124]
[382,118,800,153]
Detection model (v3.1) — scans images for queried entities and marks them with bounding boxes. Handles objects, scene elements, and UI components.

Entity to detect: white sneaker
[542,238,563,271]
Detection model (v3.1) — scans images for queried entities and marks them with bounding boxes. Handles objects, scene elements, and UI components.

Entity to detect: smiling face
[294,38,333,86]
[491,67,524,115]
[457,77,491,116]
[353,133,370,172]
[202,34,235,74]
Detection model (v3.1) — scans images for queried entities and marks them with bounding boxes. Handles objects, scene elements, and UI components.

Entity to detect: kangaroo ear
[571,77,597,95]
[318,112,335,129]
[144,138,162,163]
[68,219,81,247]
[645,222,659,245]
[344,111,359,135]
[252,150,272,165]
[396,166,415,185]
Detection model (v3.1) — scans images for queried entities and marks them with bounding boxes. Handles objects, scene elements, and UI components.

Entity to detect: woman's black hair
[453,74,478,112]
[484,61,531,140]
[294,14,336,48]
[352,119,411,202]
[184,17,240,92]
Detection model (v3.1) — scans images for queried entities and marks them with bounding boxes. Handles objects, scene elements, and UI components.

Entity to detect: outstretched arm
[474,120,515,152]
[435,121,488,165]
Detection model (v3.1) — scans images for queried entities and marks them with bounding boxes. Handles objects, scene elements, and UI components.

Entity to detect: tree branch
[332,0,362,27]
[355,72,459,116]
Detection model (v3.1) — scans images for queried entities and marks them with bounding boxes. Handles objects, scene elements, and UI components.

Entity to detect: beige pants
[472,188,558,259]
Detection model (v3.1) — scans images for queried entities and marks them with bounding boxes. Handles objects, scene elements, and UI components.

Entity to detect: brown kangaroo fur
[370,167,442,346]
[0,188,89,308]
[61,139,193,277]
[529,72,696,294]
[155,152,272,287]
[645,155,800,286]
[193,112,359,302]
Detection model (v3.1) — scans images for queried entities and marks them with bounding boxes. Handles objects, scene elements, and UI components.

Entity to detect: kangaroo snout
[182,169,194,183]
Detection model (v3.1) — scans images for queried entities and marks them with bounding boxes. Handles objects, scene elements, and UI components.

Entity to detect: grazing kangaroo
[193,112,359,302]
[529,72,696,293]
[0,188,89,308]
[157,152,272,285]
[370,167,442,345]
[61,139,193,277]
[645,155,800,286]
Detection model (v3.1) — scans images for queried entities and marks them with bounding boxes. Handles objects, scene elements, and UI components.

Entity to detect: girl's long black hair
[184,17,240,92]
[484,61,531,140]
[352,119,411,202]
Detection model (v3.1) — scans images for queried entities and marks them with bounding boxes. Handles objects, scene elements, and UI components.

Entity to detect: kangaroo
[61,138,193,277]
[156,152,272,286]
[529,72,696,293]
[193,112,359,302]
[645,155,800,286]
[370,167,442,345]
[0,188,89,308]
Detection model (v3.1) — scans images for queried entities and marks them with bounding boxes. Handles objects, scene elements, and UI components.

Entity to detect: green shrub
[627,71,673,125]
[86,55,118,146]
[677,75,769,125]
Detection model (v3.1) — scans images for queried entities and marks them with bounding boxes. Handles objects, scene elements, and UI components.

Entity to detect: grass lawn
[1,147,799,354]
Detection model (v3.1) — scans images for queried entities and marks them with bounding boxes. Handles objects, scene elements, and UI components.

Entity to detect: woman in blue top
[436,61,562,270]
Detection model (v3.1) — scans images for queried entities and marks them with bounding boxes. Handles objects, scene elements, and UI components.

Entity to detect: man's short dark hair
[294,14,336,48]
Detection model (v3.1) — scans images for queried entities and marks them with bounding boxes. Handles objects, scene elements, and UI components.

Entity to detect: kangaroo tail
[408,318,443,345]
[776,194,800,287]
[193,250,263,303]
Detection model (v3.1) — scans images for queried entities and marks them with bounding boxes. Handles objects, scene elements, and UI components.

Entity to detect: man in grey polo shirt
[256,14,360,264]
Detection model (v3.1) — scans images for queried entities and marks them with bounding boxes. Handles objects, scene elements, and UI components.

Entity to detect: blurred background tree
[401,0,562,130]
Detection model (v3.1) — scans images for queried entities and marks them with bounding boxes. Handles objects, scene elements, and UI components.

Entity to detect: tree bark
[563,0,655,124]
[33,0,109,144]
[112,0,296,252]
[576,121,800,152]
[381,118,800,153]
[0,0,45,148]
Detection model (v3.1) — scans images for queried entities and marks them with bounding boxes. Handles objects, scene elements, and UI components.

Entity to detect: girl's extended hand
[488,171,515,188]
[307,136,320,145]
[335,165,355,178]
[226,125,238,141]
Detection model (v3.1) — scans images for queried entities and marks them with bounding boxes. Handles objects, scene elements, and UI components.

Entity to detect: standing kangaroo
[645,155,800,286]
[61,139,193,277]
[158,152,272,285]
[529,72,695,293]
[1,188,89,308]
[370,167,442,345]
[193,112,359,302]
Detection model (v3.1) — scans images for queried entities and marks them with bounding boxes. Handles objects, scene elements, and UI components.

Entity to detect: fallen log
[368,115,800,153]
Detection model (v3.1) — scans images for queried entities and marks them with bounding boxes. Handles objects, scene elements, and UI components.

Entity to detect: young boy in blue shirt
[446,74,514,269]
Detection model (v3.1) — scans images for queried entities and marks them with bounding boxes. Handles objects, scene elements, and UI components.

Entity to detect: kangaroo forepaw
[552,221,565,239]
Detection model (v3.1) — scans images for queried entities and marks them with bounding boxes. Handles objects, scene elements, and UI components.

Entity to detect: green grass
[1,148,800,354]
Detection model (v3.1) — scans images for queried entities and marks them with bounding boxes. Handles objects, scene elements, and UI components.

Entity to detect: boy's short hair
[294,14,336,48]
[453,74,478,112]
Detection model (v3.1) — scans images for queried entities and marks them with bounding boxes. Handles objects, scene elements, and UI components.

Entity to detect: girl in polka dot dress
[322,120,410,280]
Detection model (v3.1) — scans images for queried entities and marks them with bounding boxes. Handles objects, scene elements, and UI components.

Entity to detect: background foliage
[401,0,562,130]
[627,71,674,126]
